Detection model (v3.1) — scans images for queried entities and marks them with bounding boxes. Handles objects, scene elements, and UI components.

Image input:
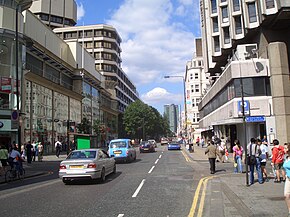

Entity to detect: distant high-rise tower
[164,104,179,134]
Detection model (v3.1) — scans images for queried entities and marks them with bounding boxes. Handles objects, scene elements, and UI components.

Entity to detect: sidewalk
[0,154,67,184]
[184,144,288,217]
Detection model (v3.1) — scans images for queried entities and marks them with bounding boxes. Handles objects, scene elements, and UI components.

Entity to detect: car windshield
[110,141,127,148]
[67,150,96,159]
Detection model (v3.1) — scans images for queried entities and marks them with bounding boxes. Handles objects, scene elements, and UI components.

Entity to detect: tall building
[29,0,77,29]
[199,0,290,149]
[0,0,119,150]
[53,25,139,113]
[164,104,179,134]
[185,38,210,141]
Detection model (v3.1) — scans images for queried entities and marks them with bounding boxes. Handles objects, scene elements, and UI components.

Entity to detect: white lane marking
[148,166,155,174]
[117,214,124,217]
[155,159,159,164]
[159,155,162,159]
[0,179,60,200]
[132,179,145,198]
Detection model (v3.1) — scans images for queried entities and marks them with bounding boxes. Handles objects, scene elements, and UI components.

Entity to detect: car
[108,139,137,162]
[59,149,116,184]
[148,139,157,148]
[168,142,181,150]
[140,141,155,153]
[161,137,169,146]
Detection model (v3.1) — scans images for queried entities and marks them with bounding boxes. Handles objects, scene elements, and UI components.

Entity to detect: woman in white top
[260,140,269,182]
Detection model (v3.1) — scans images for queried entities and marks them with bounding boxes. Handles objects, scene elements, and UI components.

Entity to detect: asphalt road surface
[0,146,206,217]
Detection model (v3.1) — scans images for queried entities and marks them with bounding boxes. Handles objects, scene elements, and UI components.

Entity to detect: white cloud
[107,0,197,87]
[77,2,85,21]
[141,87,183,105]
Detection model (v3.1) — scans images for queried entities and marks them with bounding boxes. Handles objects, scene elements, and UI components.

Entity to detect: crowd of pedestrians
[201,135,290,216]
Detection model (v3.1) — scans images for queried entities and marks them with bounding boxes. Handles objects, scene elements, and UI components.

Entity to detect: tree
[76,117,92,134]
[123,100,171,140]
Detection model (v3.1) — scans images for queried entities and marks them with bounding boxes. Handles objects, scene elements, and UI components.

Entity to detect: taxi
[108,139,137,162]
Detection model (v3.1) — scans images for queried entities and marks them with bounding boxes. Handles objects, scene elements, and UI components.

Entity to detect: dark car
[140,141,155,153]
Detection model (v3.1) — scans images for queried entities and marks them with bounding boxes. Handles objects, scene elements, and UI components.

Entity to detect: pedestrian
[205,140,219,174]
[271,139,286,183]
[247,138,263,185]
[259,138,269,182]
[0,145,8,175]
[26,141,33,164]
[201,137,205,148]
[55,140,62,158]
[233,139,243,173]
[282,143,290,217]
[196,136,200,146]
[31,140,37,162]
[21,143,25,159]
[38,142,44,162]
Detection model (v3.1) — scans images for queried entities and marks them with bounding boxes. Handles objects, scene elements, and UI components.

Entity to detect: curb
[0,171,49,184]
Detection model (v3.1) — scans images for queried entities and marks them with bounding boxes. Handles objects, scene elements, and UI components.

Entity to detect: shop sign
[11,110,19,129]
[245,116,265,123]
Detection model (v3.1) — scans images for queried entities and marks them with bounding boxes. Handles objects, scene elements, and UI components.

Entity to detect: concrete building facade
[185,38,210,141]
[53,25,139,115]
[0,1,118,151]
[199,0,290,149]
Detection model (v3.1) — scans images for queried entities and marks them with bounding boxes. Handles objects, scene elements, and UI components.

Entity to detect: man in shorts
[271,139,286,183]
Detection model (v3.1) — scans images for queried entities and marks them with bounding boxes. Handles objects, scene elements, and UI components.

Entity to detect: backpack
[247,144,257,165]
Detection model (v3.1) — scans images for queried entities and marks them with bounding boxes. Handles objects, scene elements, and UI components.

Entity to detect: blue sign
[245,116,265,123]
[238,100,250,116]
[0,121,3,128]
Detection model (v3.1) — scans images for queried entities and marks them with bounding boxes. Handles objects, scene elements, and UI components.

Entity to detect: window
[221,0,227,2]
[94,30,102,36]
[232,0,240,12]
[223,27,230,44]
[265,0,275,9]
[211,0,217,13]
[195,84,200,92]
[195,73,198,79]
[192,99,195,107]
[196,98,200,106]
[40,13,49,21]
[234,16,242,34]
[94,42,101,48]
[212,17,219,33]
[221,6,228,22]
[248,2,257,23]
[213,36,220,52]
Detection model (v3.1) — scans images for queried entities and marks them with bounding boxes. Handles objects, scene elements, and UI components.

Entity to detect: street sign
[245,116,265,123]
[11,110,19,129]
[238,100,250,116]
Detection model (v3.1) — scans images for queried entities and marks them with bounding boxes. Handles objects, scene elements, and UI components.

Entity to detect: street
[0,145,287,217]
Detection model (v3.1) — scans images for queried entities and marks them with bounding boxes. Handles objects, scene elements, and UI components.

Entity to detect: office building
[53,25,139,115]
[199,0,290,148]
[185,38,210,141]
[164,104,179,134]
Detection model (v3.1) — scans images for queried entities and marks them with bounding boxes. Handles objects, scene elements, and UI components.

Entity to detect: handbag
[247,144,257,165]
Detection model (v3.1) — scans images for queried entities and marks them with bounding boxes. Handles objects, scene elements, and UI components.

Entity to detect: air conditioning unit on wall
[235,44,258,61]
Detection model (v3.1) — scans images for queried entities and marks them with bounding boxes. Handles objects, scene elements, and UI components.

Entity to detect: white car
[148,139,157,148]
[59,149,116,184]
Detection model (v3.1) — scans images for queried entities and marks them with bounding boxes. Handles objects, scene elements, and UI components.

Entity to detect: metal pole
[182,77,187,137]
[15,4,21,152]
[239,61,249,186]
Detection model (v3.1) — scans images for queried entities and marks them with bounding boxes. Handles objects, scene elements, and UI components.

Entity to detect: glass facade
[0,35,23,110]
[24,80,82,153]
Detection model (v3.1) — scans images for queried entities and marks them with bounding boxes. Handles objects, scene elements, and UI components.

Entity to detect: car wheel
[100,168,106,183]
[134,154,136,161]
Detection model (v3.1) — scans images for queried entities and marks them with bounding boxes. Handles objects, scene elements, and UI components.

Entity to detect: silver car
[59,149,116,184]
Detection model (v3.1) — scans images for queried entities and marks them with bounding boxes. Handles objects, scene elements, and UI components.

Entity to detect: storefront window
[30,83,53,144]
[54,92,68,142]
[70,98,81,133]
[92,87,100,121]
[82,82,92,121]
[0,35,23,110]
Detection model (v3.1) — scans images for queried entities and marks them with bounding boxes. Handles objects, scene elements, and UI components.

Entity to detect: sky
[75,0,201,114]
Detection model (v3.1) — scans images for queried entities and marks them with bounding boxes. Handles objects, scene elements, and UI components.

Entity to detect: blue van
[108,139,137,162]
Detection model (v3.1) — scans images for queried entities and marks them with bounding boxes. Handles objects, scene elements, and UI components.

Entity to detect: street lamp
[164,75,187,137]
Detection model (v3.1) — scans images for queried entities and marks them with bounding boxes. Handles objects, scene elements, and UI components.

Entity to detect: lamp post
[164,75,187,137]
